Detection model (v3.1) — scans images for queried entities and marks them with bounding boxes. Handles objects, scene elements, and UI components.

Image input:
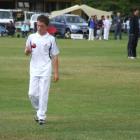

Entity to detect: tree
[82,0,140,15]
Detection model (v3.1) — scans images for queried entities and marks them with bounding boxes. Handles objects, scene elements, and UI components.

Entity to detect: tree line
[81,0,140,16]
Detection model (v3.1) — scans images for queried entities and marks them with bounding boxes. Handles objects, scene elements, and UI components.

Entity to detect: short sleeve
[50,37,59,56]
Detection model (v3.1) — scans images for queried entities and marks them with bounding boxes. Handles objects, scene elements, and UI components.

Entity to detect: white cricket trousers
[104,28,110,40]
[28,76,51,120]
[88,28,94,40]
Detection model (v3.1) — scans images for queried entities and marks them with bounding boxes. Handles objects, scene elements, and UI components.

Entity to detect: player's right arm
[25,35,32,56]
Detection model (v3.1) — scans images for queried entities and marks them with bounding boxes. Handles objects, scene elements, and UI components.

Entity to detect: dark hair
[132,8,139,13]
[37,15,49,26]
[101,15,104,18]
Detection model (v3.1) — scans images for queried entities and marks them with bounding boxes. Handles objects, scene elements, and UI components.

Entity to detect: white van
[0,9,14,24]
[0,9,34,27]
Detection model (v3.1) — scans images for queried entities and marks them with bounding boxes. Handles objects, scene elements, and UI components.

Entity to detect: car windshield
[65,16,86,23]
[0,11,12,19]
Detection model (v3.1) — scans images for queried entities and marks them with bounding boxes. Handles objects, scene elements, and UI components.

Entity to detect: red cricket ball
[31,43,36,48]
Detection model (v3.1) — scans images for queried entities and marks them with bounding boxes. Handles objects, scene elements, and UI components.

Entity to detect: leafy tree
[82,0,140,15]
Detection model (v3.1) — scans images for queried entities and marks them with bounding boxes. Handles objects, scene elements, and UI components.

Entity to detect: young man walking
[25,15,59,125]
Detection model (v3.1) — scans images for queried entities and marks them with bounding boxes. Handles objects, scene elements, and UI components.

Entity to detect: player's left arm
[52,55,59,82]
[51,36,60,82]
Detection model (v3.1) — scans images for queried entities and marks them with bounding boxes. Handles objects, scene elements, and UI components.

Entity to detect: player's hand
[54,73,59,82]
[25,47,32,55]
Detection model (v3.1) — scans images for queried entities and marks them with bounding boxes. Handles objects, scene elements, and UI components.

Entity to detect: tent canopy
[50,4,112,19]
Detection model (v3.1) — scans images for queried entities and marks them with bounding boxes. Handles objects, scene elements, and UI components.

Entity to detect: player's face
[37,21,47,35]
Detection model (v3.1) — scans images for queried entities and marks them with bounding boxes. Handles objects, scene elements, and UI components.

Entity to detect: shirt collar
[36,32,49,38]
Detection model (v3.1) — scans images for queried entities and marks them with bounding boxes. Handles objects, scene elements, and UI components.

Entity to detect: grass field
[0,36,140,140]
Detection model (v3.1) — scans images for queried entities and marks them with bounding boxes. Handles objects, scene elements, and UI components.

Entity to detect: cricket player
[103,15,111,40]
[25,15,59,125]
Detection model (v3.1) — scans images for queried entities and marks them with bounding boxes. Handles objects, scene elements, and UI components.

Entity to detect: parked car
[0,25,7,36]
[50,14,88,38]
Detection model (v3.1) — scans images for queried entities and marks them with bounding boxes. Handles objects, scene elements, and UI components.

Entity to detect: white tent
[50,4,112,19]
[80,4,112,18]
[50,5,80,18]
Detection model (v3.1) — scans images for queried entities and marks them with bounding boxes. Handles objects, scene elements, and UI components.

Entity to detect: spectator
[25,23,30,37]
[113,12,123,40]
[6,21,15,37]
[127,8,139,59]
[21,22,26,37]
[88,15,94,41]
[93,15,98,39]
[97,15,105,40]
[21,22,30,37]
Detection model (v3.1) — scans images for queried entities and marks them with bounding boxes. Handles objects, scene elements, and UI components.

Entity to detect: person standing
[21,22,26,37]
[103,15,111,40]
[127,8,139,59]
[88,16,94,40]
[6,21,15,37]
[25,23,30,37]
[93,15,98,39]
[114,12,123,40]
[25,15,59,125]
[98,15,105,40]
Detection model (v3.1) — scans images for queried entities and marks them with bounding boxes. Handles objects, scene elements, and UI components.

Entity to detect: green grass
[0,36,140,140]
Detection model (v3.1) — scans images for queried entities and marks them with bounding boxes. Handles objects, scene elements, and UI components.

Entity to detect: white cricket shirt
[26,32,59,77]
[103,19,111,29]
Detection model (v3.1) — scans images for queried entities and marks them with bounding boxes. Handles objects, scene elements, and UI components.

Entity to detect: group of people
[5,21,30,37]
[88,12,124,41]
[88,15,111,41]
[88,8,140,60]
